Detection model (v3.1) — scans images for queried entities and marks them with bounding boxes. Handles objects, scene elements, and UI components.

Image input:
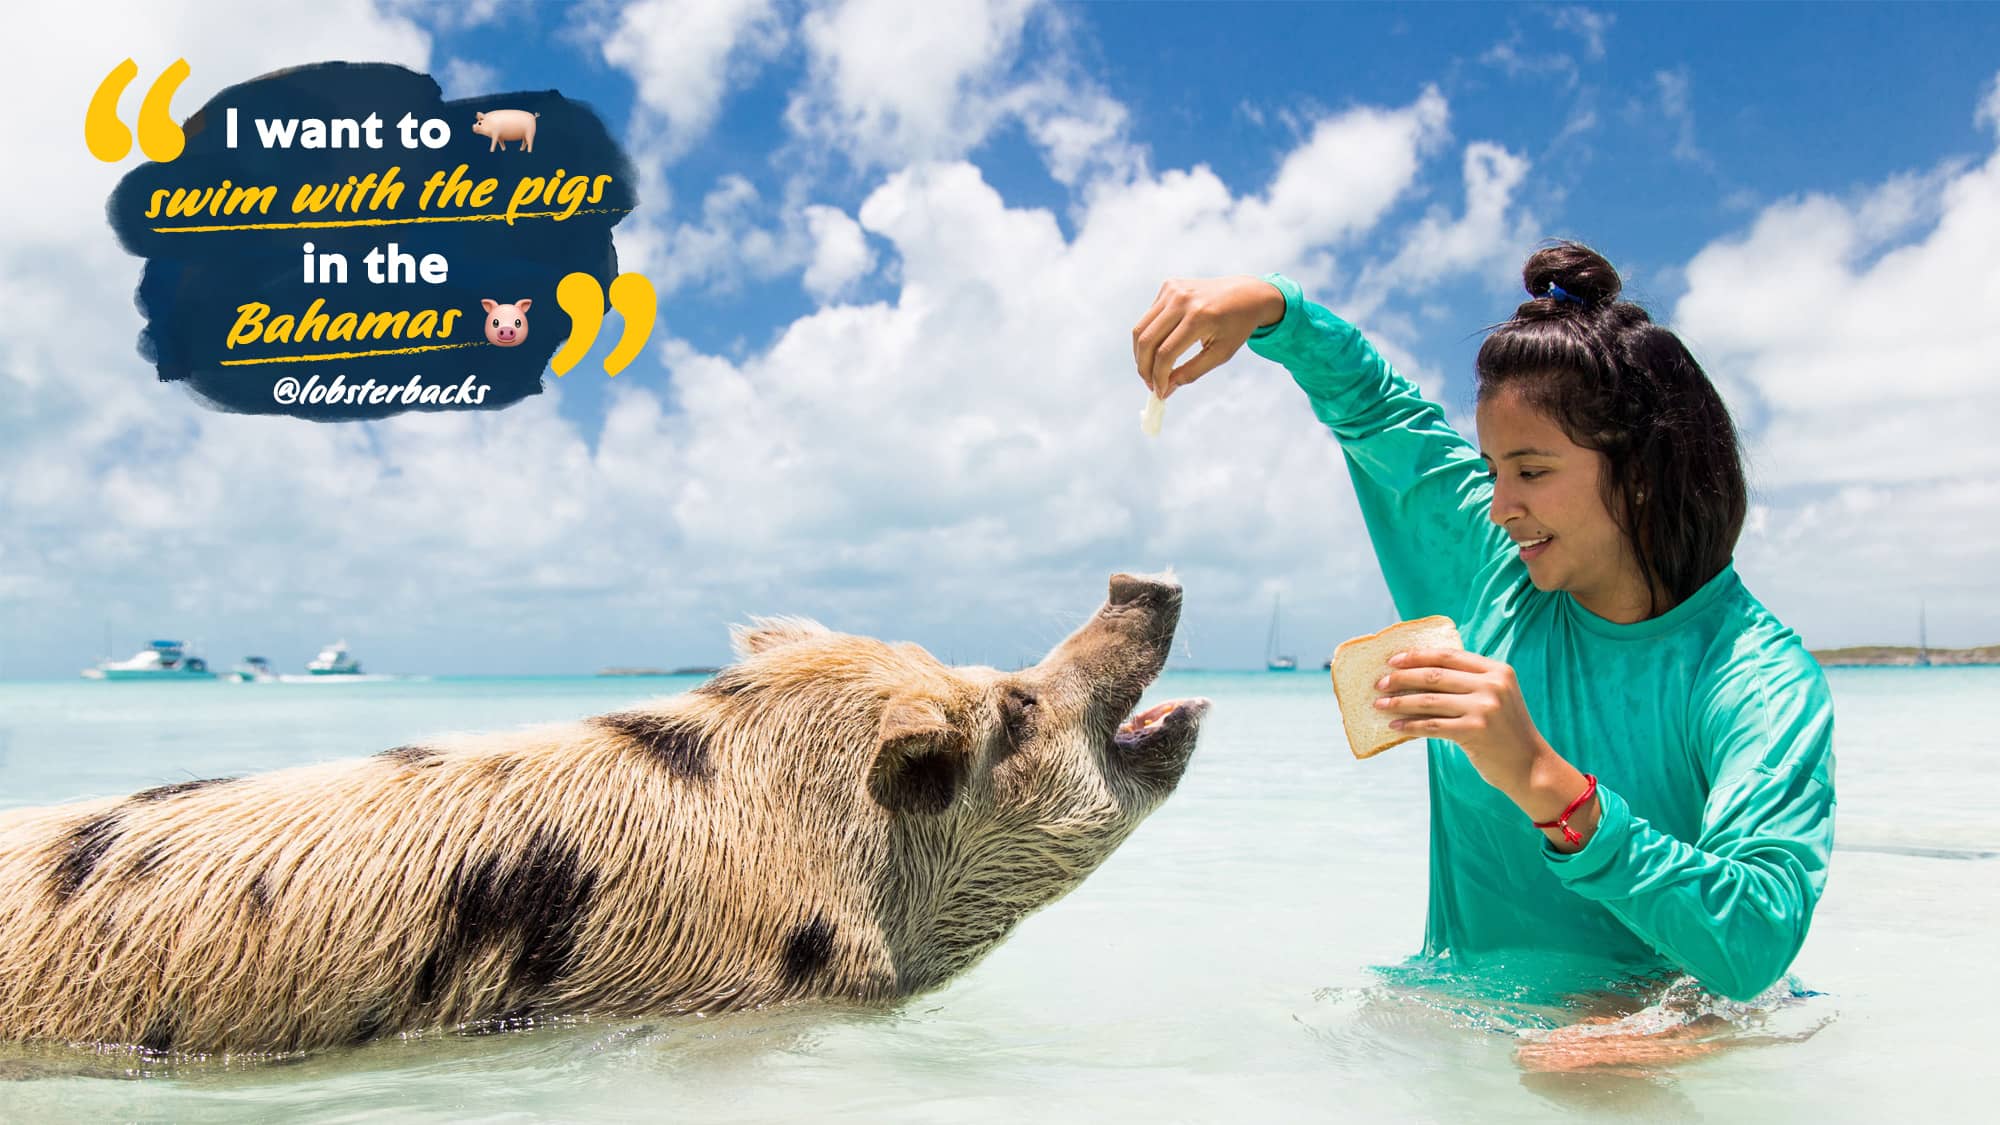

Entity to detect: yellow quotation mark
[87,59,190,163]
[553,272,657,377]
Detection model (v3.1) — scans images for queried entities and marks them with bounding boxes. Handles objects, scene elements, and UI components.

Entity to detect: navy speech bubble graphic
[106,62,638,420]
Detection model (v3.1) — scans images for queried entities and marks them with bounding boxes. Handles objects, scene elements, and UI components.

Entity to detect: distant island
[1810,645,2000,667]
[596,666,722,677]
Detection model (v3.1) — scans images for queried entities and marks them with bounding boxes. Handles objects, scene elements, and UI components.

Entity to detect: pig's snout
[1102,572,1181,651]
[1107,572,1181,612]
[1104,572,1176,624]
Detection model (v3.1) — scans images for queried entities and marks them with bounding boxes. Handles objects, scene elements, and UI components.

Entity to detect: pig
[0,574,1206,1056]
[470,109,539,153]
[481,297,530,346]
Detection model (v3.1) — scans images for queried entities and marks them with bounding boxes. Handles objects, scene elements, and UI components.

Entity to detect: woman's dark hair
[1475,241,1746,619]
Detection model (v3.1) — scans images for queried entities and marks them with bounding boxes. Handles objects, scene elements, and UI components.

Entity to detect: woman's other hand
[1131,276,1286,399]
[1373,649,1600,849]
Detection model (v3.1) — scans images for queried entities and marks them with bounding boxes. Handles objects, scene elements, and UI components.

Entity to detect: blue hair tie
[1547,284,1583,306]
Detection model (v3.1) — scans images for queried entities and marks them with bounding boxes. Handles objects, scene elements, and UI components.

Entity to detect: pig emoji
[0,573,1207,1054]
[471,109,539,153]
[481,298,531,346]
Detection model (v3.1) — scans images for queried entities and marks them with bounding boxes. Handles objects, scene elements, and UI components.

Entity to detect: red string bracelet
[1533,773,1598,846]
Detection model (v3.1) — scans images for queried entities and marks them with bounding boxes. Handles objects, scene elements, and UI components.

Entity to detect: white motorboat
[83,640,217,680]
[306,640,363,676]
[228,656,279,682]
[276,640,412,683]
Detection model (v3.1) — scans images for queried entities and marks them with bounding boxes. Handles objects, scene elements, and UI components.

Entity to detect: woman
[1131,243,1835,1011]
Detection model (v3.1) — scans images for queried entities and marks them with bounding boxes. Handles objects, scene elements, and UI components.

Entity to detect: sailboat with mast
[1917,601,1931,667]
[1265,594,1297,671]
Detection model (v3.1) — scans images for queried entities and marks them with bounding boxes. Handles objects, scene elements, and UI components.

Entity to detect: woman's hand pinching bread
[1373,649,1559,803]
[1131,277,1286,399]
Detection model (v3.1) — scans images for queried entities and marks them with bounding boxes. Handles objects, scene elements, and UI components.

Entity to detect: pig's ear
[514,298,532,312]
[869,697,969,815]
[729,615,828,658]
[481,299,498,313]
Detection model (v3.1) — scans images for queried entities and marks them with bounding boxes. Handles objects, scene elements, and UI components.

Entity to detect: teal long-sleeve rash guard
[1247,274,1837,1001]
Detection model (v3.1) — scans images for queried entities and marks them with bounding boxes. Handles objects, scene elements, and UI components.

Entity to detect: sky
[3,0,1999,678]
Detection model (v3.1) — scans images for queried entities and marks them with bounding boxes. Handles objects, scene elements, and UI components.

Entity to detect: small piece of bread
[1330,615,1465,759]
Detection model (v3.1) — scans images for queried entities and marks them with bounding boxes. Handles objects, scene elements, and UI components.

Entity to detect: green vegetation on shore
[1810,645,2000,667]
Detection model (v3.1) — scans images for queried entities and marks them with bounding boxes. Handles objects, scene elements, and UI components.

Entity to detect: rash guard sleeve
[1245,273,1509,623]
[1541,655,1838,999]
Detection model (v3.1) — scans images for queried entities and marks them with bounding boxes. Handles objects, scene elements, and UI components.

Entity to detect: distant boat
[275,641,409,683]
[1917,602,1932,668]
[228,656,278,683]
[1265,595,1298,672]
[306,640,363,676]
[82,640,216,680]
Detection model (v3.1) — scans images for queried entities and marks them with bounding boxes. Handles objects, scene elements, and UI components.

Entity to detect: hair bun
[1523,241,1621,310]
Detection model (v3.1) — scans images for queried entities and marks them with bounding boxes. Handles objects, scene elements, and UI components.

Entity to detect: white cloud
[1675,93,2000,645]
[1677,156,1998,449]
[1735,478,2000,649]
[801,205,875,298]
[438,57,498,100]
[1005,76,1144,188]
[1979,70,2000,134]
[1655,67,1709,169]
[634,174,825,296]
[386,0,513,30]
[601,0,787,157]
[1553,104,1598,146]
[1550,7,1613,60]
[1348,141,1536,318]
[784,0,1039,167]
[1248,88,1452,254]
[1480,38,1579,88]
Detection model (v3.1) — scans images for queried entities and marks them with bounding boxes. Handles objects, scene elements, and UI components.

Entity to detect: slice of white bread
[1330,615,1465,759]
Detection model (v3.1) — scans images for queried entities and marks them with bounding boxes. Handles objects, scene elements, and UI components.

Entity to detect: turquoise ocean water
[0,667,1993,1120]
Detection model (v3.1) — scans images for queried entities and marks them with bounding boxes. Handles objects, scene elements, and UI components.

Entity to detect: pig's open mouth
[1113,696,1211,755]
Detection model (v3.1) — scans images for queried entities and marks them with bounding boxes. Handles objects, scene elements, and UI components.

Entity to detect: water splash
[1298,952,1836,1079]
[1513,974,1835,1059]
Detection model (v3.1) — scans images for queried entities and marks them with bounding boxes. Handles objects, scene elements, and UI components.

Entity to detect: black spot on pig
[591,713,712,779]
[51,813,122,901]
[415,830,599,1008]
[782,914,836,986]
[378,745,440,766]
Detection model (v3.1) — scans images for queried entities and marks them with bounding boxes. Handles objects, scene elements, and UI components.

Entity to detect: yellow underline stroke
[152,207,632,233]
[220,341,487,365]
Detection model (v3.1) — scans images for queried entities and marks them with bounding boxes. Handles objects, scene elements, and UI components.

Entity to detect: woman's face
[1476,386,1652,623]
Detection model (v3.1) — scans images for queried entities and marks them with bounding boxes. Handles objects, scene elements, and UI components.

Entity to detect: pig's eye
[514,319,523,327]
[998,686,1037,754]
[490,318,500,327]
